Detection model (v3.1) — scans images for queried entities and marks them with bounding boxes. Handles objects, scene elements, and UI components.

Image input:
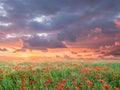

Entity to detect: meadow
[0,61,120,90]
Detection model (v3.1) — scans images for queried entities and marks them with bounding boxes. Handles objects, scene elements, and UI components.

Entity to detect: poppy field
[0,61,120,90]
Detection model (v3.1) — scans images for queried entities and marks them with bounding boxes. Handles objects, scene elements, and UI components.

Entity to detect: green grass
[0,61,120,90]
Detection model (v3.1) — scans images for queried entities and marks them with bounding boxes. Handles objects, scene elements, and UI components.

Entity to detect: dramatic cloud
[0,0,120,60]
[99,41,120,57]
[22,33,66,50]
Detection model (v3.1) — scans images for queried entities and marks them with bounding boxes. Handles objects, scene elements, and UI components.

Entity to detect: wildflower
[21,88,25,90]
[34,87,37,90]
[66,86,70,90]
[105,77,109,81]
[58,88,62,90]
[14,75,16,78]
[80,85,82,88]
[94,76,98,79]
[114,75,116,79]
[0,78,3,81]
[54,85,58,89]
[99,80,104,83]
[62,79,66,83]
[104,67,110,70]
[43,83,47,88]
[60,83,64,88]
[103,84,110,89]
[20,83,24,87]
[72,81,76,86]
[86,80,92,85]
[75,87,79,90]
[114,87,119,90]
[5,70,9,73]
[97,74,102,77]
[83,77,87,81]
[86,71,89,74]
[87,86,91,89]
[30,80,33,84]
[103,72,106,74]
[0,70,2,74]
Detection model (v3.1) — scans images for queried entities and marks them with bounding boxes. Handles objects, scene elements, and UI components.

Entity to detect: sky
[0,0,120,60]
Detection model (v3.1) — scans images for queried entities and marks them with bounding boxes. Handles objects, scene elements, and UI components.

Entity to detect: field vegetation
[0,61,120,90]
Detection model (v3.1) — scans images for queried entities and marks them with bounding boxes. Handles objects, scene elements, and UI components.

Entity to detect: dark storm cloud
[98,41,120,57]
[22,35,66,50]
[0,0,120,54]
[107,48,120,56]
[1,0,119,31]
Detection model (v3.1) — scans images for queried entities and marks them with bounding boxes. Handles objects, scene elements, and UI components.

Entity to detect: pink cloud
[92,27,102,33]
[114,41,120,46]
[114,19,120,28]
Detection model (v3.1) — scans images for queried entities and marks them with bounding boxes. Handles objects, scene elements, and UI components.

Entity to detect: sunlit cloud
[5,33,32,39]
[0,3,7,17]
[33,15,52,23]
[0,0,120,60]
[114,19,120,28]
[37,33,48,37]
[0,22,12,27]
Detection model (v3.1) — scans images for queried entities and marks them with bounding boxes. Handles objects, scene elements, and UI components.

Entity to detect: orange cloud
[0,39,23,48]
[0,47,101,61]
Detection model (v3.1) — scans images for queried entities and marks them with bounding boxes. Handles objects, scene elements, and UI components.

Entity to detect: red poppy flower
[20,83,24,87]
[75,87,79,90]
[114,87,119,90]
[62,79,66,83]
[0,78,3,81]
[30,80,33,84]
[60,83,64,88]
[103,84,110,89]
[86,80,92,85]
[99,80,104,83]
[87,86,91,89]
[34,87,37,90]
